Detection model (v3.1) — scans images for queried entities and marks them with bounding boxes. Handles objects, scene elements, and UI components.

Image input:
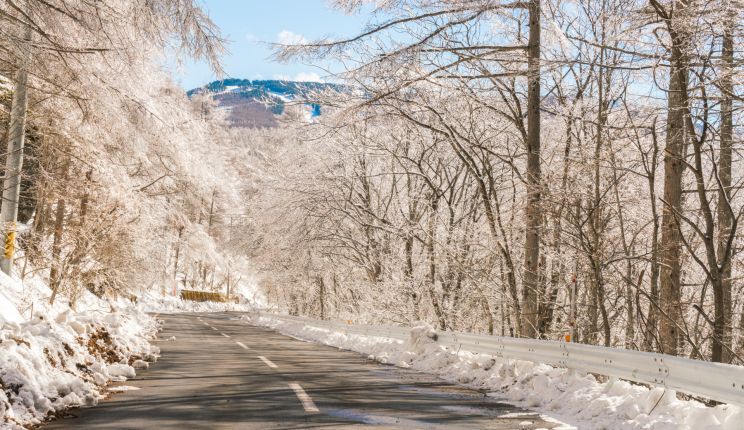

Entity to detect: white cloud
[272,72,323,83]
[276,30,307,45]
[294,72,323,82]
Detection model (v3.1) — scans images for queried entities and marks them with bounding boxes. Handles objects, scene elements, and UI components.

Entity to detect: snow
[106,385,140,393]
[267,91,294,103]
[251,315,744,430]
[0,75,12,93]
[132,359,149,370]
[0,291,22,325]
[136,280,264,314]
[136,291,257,314]
[107,363,137,379]
[0,271,160,429]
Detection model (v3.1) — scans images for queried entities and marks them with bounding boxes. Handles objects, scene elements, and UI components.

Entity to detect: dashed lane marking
[211,327,218,331]
[289,383,319,413]
[258,356,278,369]
[221,333,230,338]
[236,341,249,350]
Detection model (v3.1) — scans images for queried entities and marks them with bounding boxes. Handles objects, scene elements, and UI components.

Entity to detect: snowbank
[137,291,256,314]
[251,315,744,430]
[0,291,22,325]
[0,271,160,429]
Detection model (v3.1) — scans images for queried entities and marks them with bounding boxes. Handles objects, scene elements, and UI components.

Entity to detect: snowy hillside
[188,79,338,128]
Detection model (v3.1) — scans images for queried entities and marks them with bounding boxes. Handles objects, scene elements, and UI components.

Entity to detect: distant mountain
[188,79,339,128]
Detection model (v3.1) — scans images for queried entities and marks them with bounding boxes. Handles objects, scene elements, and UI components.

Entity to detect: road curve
[44,313,559,429]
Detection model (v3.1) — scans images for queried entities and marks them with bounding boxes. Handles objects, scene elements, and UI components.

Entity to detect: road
[44,313,559,429]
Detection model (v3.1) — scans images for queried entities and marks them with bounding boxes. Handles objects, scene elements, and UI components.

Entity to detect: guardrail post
[559,341,569,368]
[558,340,574,377]
[604,376,618,392]
[452,333,462,357]
[651,356,669,386]
[503,358,516,378]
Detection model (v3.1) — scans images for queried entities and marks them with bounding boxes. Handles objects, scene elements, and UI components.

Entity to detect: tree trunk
[173,226,184,295]
[404,232,419,319]
[426,196,446,330]
[48,197,67,304]
[716,12,734,363]
[79,169,92,224]
[643,124,661,352]
[658,20,688,356]
[317,275,325,320]
[48,159,70,304]
[591,52,611,347]
[521,0,542,339]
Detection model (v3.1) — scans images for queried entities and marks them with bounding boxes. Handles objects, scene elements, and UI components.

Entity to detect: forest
[2,0,744,373]
[0,1,253,324]
[240,0,744,366]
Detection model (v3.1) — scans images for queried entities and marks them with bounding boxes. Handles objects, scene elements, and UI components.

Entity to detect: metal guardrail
[260,313,744,407]
[181,289,229,303]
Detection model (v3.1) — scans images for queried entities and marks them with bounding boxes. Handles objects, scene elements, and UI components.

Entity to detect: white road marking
[235,341,249,350]
[289,383,319,413]
[258,356,278,369]
[211,327,218,331]
[221,333,230,338]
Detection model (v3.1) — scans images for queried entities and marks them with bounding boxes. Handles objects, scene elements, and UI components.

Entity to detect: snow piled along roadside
[0,272,160,429]
[136,291,256,314]
[250,315,744,430]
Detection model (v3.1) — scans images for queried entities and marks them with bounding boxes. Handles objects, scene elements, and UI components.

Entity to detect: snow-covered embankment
[0,272,160,429]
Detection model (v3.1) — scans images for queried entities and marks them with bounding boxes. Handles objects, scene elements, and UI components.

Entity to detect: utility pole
[1,22,33,275]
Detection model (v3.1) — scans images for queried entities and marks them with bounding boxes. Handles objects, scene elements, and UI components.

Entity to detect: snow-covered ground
[250,315,744,430]
[137,291,256,314]
[0,272,160,429]
[136,280,264,314]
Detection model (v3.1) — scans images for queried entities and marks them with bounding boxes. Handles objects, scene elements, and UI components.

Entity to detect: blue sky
[170,0,368,90]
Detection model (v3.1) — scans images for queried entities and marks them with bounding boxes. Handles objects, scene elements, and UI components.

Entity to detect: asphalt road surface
[44,313,559,430]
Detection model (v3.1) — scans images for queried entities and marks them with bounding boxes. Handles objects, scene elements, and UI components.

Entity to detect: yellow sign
[4,230,15,259]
